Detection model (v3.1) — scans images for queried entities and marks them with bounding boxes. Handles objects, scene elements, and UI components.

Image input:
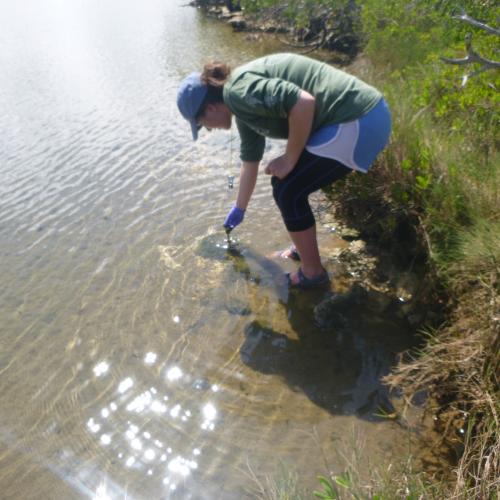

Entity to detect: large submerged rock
[314,284,368,330]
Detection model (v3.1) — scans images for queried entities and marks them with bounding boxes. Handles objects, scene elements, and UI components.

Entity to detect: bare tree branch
[452,8,500,37]
[278,11,332,53]
[441,10,500,86]
[441,34,500,68]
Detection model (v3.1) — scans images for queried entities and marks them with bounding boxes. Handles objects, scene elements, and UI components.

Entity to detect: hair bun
[201,62,231,87]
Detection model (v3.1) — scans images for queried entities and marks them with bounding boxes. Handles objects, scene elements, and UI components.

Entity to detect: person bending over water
[177,53,391,288]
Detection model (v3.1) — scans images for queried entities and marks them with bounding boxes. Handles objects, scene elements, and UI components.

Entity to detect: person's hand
[223,205,245,230]
[264,154,295,179]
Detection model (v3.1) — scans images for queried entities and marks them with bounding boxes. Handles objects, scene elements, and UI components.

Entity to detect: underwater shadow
[195,232,417,421]
[227,244,417,422]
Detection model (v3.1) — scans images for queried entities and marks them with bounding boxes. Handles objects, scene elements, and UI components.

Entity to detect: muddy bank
[324,153,499,494]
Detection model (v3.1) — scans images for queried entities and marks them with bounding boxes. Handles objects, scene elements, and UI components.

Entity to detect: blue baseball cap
[177,72,208,141]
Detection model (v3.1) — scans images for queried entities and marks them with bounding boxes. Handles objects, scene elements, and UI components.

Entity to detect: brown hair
[195,62,231,119]
[201,62,231,87]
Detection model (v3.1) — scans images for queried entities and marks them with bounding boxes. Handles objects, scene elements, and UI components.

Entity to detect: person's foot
[271,245,300,261]
[287,267,329,288]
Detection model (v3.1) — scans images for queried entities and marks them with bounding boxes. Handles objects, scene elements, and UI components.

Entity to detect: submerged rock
[192,378,211,391]
[227,14,247,31]
[339,227,361,241]
[337,243,377,279]
[196,233,237,261]
[225,298,252,316]
[364,289,393,315]
[314,284,368,329]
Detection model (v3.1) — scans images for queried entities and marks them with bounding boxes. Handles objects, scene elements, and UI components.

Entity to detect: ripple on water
[80,355,225,496]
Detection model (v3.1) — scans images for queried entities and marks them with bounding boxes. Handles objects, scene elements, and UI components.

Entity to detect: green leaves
[334,473,353,489]
[415,175,430,190]
[313,475,339,499]
[313,473,359,500]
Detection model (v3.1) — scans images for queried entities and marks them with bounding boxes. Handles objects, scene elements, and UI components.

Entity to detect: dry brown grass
[385,276,499,498]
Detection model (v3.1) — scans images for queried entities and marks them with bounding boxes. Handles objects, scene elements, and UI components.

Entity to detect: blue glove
[223,205,245,230]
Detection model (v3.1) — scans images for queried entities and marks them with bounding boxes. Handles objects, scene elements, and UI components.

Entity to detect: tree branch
[452,8,500,37]
[278,11,332,53]
[441,11,500,86]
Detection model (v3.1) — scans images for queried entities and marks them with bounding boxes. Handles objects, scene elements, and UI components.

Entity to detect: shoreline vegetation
[191,0,499,497]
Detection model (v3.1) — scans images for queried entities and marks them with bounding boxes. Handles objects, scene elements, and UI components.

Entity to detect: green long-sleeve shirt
[222,53,382,162]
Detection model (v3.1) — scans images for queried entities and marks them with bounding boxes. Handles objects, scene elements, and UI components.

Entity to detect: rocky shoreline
[188,0,361,63]
[189,1,287,33]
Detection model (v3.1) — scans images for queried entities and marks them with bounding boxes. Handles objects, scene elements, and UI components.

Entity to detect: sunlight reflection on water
[87,356,220,496]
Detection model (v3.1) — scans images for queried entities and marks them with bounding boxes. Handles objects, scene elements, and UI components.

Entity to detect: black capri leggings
[271,149,352,232]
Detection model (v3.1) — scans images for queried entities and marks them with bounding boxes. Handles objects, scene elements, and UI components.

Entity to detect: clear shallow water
[0,1,422,498]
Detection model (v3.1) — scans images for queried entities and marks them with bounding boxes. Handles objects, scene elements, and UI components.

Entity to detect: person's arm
[236,161,260,210]
[285,90,316,164]
[223,161,260,230]
[264,90,315,179]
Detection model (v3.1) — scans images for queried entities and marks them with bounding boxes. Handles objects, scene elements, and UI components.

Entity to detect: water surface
[0,1,422,498]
